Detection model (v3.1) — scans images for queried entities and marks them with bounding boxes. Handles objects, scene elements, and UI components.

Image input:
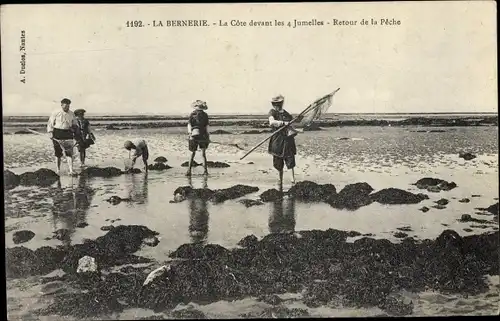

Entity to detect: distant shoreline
[3,114,498,133]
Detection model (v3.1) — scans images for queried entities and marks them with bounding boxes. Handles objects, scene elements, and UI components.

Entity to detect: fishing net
[297,91,336,127]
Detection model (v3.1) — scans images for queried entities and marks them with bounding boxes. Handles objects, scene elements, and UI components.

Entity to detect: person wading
[123,139,149,173]
[186,100,210,177]
[47,98,78,175]
[268,95,300,186]
[73,109,96,168]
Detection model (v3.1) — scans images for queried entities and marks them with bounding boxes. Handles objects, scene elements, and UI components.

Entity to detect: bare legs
[291,168,296,185]
[186,148,208,176]
[186,151,196,176]
[201,148,208,175]
[67,155,74,175]
[55,157,62,174]
[79,150,86,167]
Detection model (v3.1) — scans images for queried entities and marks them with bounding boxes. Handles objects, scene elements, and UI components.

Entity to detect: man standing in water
[47,98,78,175]
[268,95,299,186]
[123,139,149,173]
[186,100,210,177]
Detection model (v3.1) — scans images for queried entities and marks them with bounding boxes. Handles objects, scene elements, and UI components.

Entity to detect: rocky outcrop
[287,181,336,202]
[370,188,429,205]
[173,185,258,203]
[12,230,35,244]
[81,167,123,178]
[18,168,60,187]
[413,177,457,192]
[4,170,20,190]
[147,163,172,171]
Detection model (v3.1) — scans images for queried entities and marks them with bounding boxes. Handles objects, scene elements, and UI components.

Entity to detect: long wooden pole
[239,88,340,160]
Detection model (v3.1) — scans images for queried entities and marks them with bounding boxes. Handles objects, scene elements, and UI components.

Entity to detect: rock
[143,236,160,247]
[181,161,201,167]
[397,226,413,232]
[153,156,168,163]
[53,228,71,241]
[13,230,35,244]
[328,182,374,210]
[432,205,447,210]
[143,265,172,286]
[435,198,449,206]
[127,168,142,174]
[427,186,441,193]
[77,256,98,274]
[237,235,259,248]
[169,243,230,260]
[238,199,264,208]
[394,232,408,238]
[76,222,89,228]
[459,198,470,203]
[260,188,284,202]
[173,186,214,202]
[241,129,272,134]
[106,196,131,205]
[477,203,499,215]
[81,167,123,178]
[210,185,259,203]
[458,214,491,224]
[370,188,429,205]
[287,181,337,202]
[4,170,20,190]
[459,152,477,161]
[210,129,233,135]
[19,168,59,187]
[206,161,230,168]
[147,163,172,171]
[6,247,39,277]
[419,206,430,213]
[413,178,457,192]
[471,194,481,198]
[100,225,114,231]
[105,124,120,130]
[463,228,473,232]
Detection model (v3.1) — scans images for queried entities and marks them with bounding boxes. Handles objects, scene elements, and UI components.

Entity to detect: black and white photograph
[2,2,498,319]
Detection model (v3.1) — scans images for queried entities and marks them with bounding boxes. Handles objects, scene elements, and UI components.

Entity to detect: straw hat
[191,100,208,110]
[271,95,284,103]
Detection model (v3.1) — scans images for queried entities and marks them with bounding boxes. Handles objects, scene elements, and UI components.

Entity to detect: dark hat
[61,98,71,104]
[74,109,86,115]
[271,95,284,103]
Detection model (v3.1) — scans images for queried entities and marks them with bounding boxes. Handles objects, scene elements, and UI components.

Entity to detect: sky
[1,2,497,116]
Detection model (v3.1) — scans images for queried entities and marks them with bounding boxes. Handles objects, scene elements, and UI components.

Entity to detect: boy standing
[73,109,96,167]
[186,100,210,177]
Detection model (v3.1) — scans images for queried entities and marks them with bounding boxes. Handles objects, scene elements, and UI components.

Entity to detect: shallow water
[4,126,499,318]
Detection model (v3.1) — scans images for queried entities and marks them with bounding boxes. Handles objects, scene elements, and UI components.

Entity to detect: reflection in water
[125,173,149,204]
[50,175,94,246]
[187,176,210,244]
[269,193,297,234]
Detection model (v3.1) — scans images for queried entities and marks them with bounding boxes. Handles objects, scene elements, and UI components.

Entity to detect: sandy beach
[4,122,499,319]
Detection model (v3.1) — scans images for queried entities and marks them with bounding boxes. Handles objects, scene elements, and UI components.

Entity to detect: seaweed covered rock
[181,161,201,167]
[206,161,230,168]
[211,185,259,203]
[18,168,59,187]
[148,163,172,171]
[413,177,457,192]
[169,243,230,260]
[238,199,264,208]
[4,170,20,190]
[12,230,35,244]
[287,181,336,202]
[328,182,374,210]
[81,167,123,178]
[153,156,168,163]
[459,152,477,161]
[370,188,429,205]
[477,202,499,215]
[260,188,284,202]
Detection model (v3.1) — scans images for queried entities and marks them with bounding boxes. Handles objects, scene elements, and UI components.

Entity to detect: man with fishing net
[47,98,78,175]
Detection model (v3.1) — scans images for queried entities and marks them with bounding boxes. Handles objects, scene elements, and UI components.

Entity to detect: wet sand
[4,126,499,319]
